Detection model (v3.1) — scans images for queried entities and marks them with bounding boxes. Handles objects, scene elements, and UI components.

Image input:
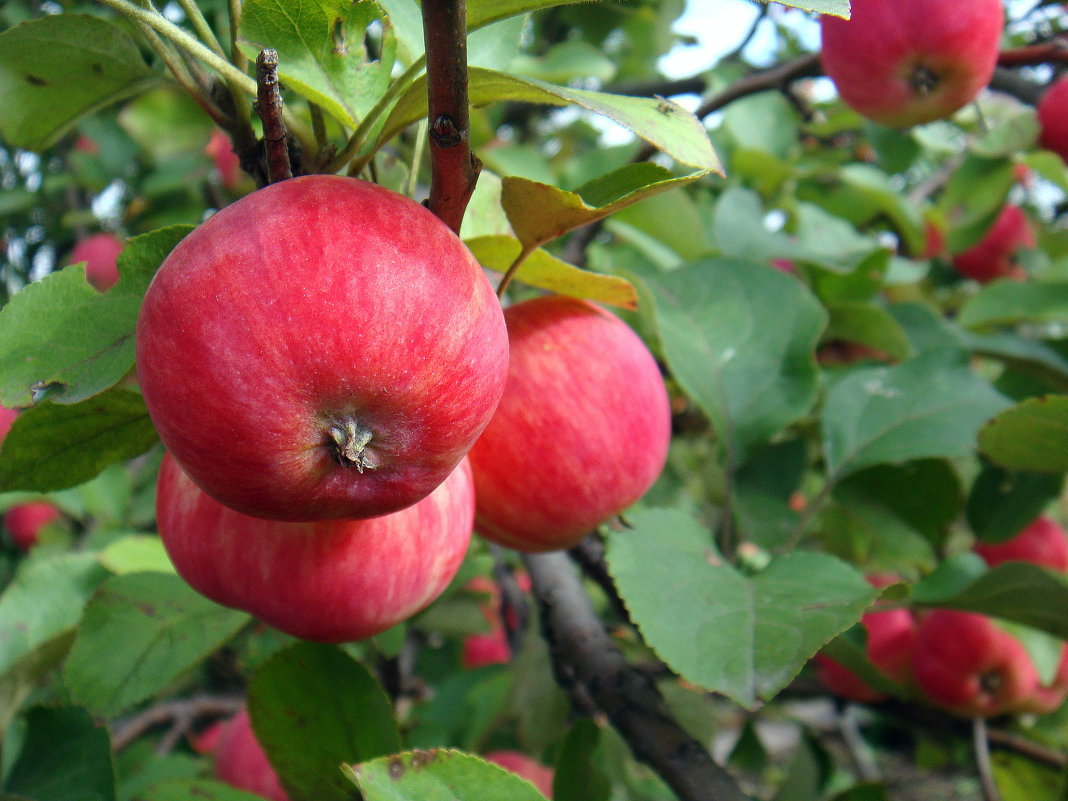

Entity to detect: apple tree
[5,0,1068,799]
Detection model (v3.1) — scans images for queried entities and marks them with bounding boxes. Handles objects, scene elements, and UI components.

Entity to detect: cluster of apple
[816,517,1068,718]
[135,174,670,643]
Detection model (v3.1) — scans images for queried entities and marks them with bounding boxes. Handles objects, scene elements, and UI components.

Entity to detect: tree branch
[421,0,481,233]
[522,551,750,801]
[256,49,293,183]
[111,694,244,753]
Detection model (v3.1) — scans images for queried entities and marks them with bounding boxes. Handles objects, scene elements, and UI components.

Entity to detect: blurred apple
[3,502,60,551]
[952,205,1035,283]
[198,708,289,801]
[485,751,554,797]
[70,232,124,292]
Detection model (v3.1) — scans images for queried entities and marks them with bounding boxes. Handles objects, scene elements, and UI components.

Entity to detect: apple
[814,653,887,703]
[137,175,508,521]
[1020,643,1068,715]
[815,603,917,702]
[155,452,475,642]
[70,232,124,292]
[484,751,554,798]
[461,573,531,669]
[205,129,245,192]
[3,502,60,551]
[819,0,1004,128]
[1038,76,1068,165]
[202,708,289,801]
[973,516,1068,572]
[467,295,671,552]
[0,405,17,443]
[912,610,1039,717]
[951,205,1035,283]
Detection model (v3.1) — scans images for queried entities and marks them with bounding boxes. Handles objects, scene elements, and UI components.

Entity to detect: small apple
[973,516,1068,572]
[819,0,1004,128]
[155,452,475,642]
[484,751,554,798]
[951,205,1035,283]
[1038,76,1068,165]
[461,573,531,669]
[203,708,289,801]
[3,502,60,551]
[814,652,887,703]
[70,232,124,292]
[204,129,245,192]
[1020,643,1068,715]
[468,295,671,552]
[137,175,508,521]
[912,610,1039,717]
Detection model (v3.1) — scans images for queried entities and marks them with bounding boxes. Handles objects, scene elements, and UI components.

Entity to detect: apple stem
[972,717,1003,801]
[327,420,376,472]
[256,49,294,183]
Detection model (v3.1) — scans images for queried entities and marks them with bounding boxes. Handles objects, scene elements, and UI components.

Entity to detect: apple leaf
[966,464,1063,544]
[0,225,191,408]
[0,388,159,494]
[958,280,1068,330]
[0,630,76,741]
[501,164,713,252]
[467,0,594,30]
[821,347,1011,481]
[348,750,549,801]
[776,1,849,17]
[4,706,116,801]
[635,257,826,463]
[0,14,158,151]
[64,573,249,718]
[96,534,176,575]
[710,185,795,262]
[132,779,269,801]
[466,235,638,310]
[978,395,1068,473]
[823,302,913,361]
[962,330,1068,392]
[382,68,721,171]
[238,0,395,128]
[938,156,1016,253]
[606,507,877,708]
[553,720,609,801]
[248,642,402,801]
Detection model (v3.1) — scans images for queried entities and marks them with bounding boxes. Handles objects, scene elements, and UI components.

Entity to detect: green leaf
[939,156,1016,253]
[248,642,401,801]
[966,464,1063,544]
[978,395,1068,472]
[64,573,249,717]
[382,68,721,171]
[0,225,192,407]
[958,280,1068,330]
[465,236,637,309]
[637,257,826,462]
[238,0,395,128]
[963,330,1068,392]
[348,750,549,801]
[96,534,176,575]
[776,0,848,16]
[553,720,609,801]
[822,348,1011,481]
[467,0,593,30]
[501,164,712,250]
[128,779,268,801]
[0,630,76,739]
[606,507,877,707]
[823,303,913,361]
[0,15,157,151]
[5,706,116,801]
[709,185,794,262]
[971,112,1040,159]
[0,389,158,493]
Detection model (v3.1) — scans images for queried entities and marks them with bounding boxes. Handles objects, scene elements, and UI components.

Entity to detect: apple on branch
[136,175,508,522]
[193,707,289,801]
[973,516,1068,572]
[951,205,1035,283]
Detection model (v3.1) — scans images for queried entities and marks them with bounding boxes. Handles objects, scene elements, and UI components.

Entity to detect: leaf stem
[496,243,537,298]
[173,0,228,61]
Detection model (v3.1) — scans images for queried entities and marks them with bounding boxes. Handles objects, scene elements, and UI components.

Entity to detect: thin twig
[256,50,292,183]
[973,717,1002,801]
[111,694,244,752]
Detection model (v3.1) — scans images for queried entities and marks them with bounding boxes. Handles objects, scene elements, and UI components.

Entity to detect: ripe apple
[70,232,124,292]
[155,452,475,642]
[205,129,246,192]
[912,610,1039,717]
[461,573,531,669]
[951,205,1035,283]
[1020,643,1068,715]
[201,708,289,801]
[814,653,887,703]
[484,751,554,798]
[3,502,60,551]
[815,603,917,702]
[1038,76,1068,165]
[137,175,508,521]
[973,516,1068,572]
[819,0,1004,128]
[467,295,671,552]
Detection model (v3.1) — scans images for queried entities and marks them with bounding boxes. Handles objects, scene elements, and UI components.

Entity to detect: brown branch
[422,0,481,233]
[522,551,750,801]
[256,49,292,184]
[998,38,1068,66]
[111,694,244,753]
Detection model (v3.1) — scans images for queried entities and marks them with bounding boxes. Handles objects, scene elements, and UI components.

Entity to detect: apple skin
[70,232,124,292]
[819,0,1003,128]
[484,751,554,798]
[973,516,1068,572]
[155,452,475,642]
[815,605,917,702]
[137,175,508,521]
[204,129,245,191]
[1020,643,1068,715]
[468,296,671,552]
[0,405,17,443]
[461,573,531,669]
[912,610,1039,717]
[951,205,1035,284]
[1038,76,1068,165]
[203,708,289,801]
[3,502,60,551]
[814,653,887,703]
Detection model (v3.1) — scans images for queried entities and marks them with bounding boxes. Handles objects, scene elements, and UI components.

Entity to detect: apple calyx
[327,419,377,472]
[908,65,940,97]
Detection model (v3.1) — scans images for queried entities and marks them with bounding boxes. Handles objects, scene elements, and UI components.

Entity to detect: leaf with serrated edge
[606,507,876,707]
[979,395,1068,473]
[466,235,637,309]
[349,749,549,801]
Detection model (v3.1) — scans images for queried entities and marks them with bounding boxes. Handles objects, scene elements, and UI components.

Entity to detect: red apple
[814,652,887,703]
[468,296,671,552]
[3,502,60,551]
[0,405,17,444]
[1038,76,1068,165]
[205,129,245,191]
[951,205,1035,283]
[912,610,1039,717]
[461,573,531,669]
[815,601,917,702]
[207,708,289,801]
[70,232,124,292]
[973,516,1068,572]
[819,0,1003,128]
[484,751,554,798]
[155,452,475,642]
[1020,643,1068,715]
[137,175,508,521]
